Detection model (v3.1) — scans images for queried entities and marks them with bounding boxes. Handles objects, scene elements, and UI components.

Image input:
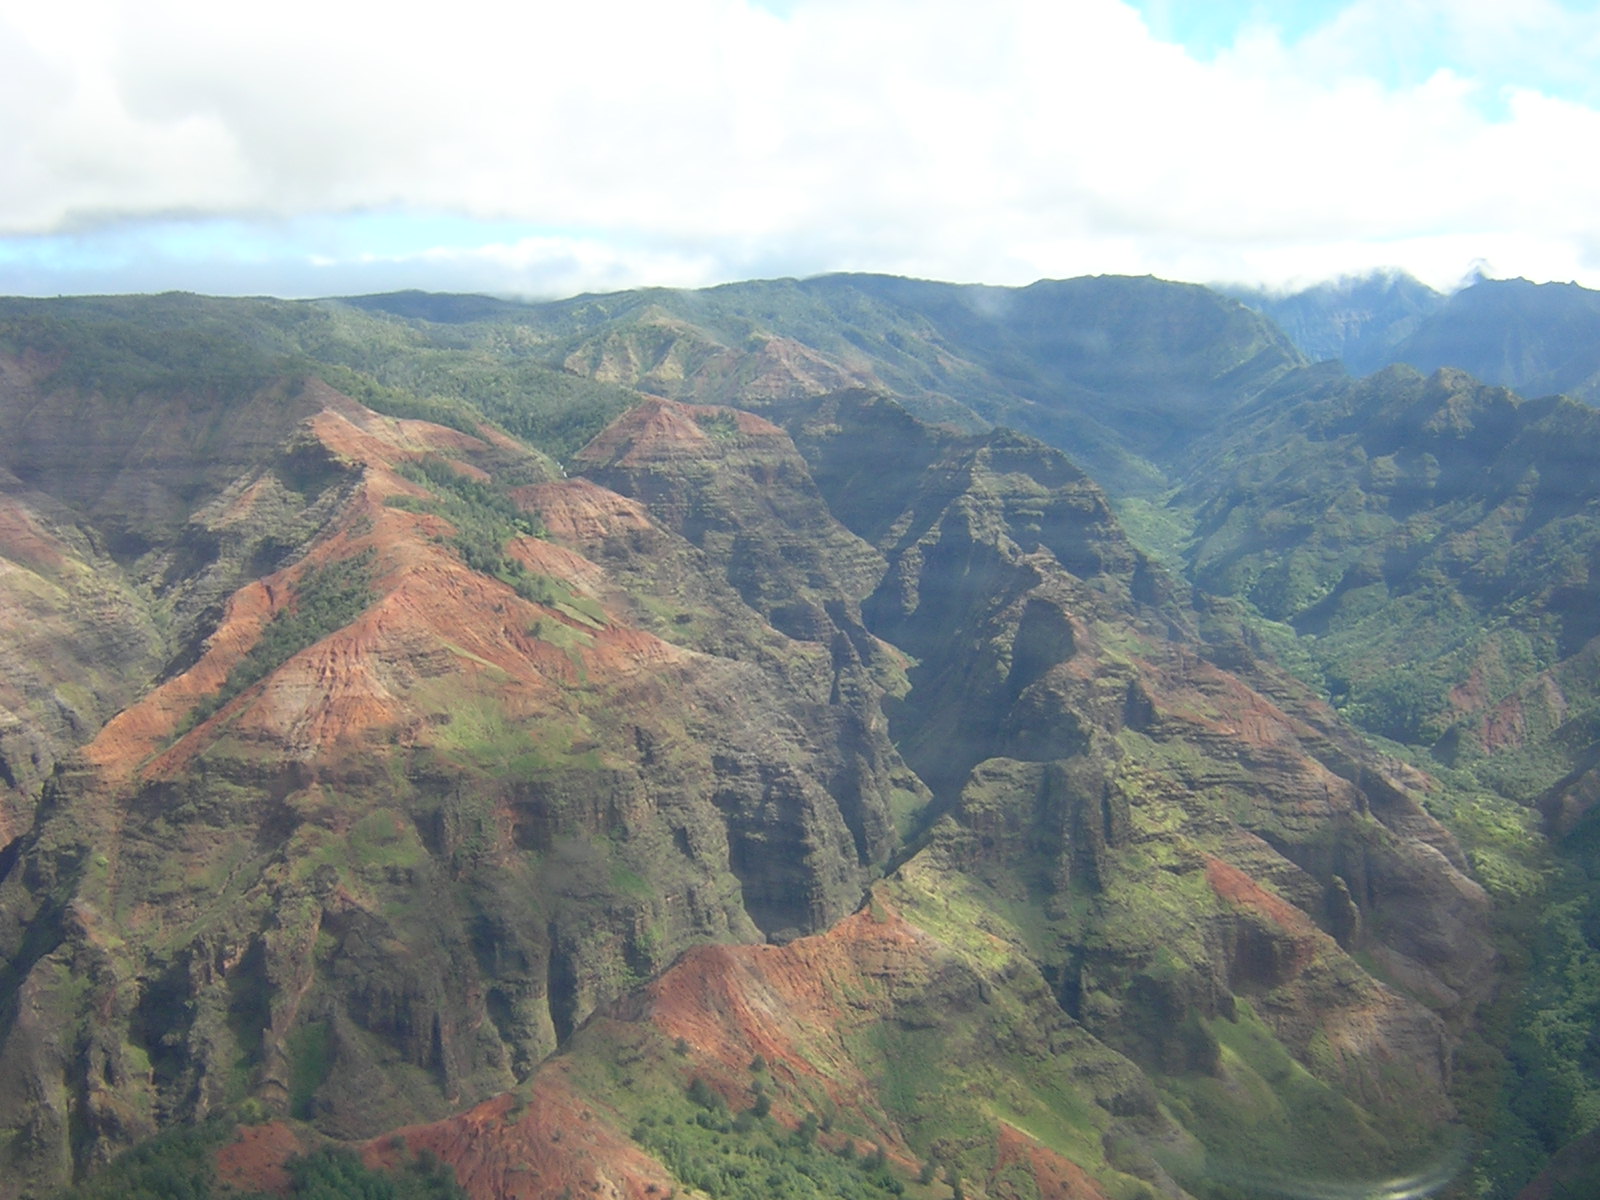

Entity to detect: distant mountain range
[1,273,1598,1200]
[1228,271,1600,402]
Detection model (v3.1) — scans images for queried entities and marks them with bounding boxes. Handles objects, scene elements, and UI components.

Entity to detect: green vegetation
[630,1078,910,1200]
[188,551,376,725]
[1178,366,1600,771]
[310,365,487,438]
[1159,363,1600,1194]
[50,1120,463,1200]
[282,1147,466,1200]
[287,1022,333,1120]
[1511,894,1600,1147]
[0,292,644,466]
[397,454,541,544]
[1460,820,1600,1197]
[389,454,613,625]
[1163,1001,1439,1186]
[280,297,644,461]
[556,1019,936,1200]
[51,1119,237,1200]
[13,276,1600,1200]
[0,297,283,399]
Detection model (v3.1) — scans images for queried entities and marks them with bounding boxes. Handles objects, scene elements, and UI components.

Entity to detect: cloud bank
[3,0,1599,296]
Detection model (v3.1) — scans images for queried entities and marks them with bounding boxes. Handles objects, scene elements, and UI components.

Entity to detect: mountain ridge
[0,276,1594,1198]
[1228,271,1600,404]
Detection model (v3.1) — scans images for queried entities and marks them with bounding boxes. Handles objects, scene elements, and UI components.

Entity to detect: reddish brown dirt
[640,899,935,1142]
[1207,851,1456,1107]
[205,884,1412,1200]
[214,1122,304,1196]
[0,496,68,575]
[338,897,1129,1199]
[574,397,786,469]
[992,1123,1111,1200]
[82,399,688,785]
[1126,646,1376,827]
[1447,662,1492,721]
[506,531,614,596]
[304,397,499,467]
[514,478,654,543]
[574,396,712,467]
[1204,855,1318,942]
[1478,695,1530,753]
[84,570,278,780]
[1476,673,1567,755]
[304,900,972,1199]
[1447,648,1573,756]
[736,335,874,400]
[1133,643,1300,744]
[209,1084,676,1200]
[362,1069,676,1200]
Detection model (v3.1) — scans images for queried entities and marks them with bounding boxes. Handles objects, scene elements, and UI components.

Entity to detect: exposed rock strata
[0,382,912,1195]
[0,374,1494,1198]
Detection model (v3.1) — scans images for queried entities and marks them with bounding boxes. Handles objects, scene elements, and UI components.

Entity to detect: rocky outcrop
[785,395,1490,1184]
[0,380,934,1194]
[0,362,375,833]
[568,396,914,910]
[0,472,162,833]
[0,349,1498,1199]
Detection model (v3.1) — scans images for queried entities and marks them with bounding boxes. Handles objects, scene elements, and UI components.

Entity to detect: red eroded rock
[215,1122,304,1196]
[362,1073,676,1200]
[993,1123,1111,1200]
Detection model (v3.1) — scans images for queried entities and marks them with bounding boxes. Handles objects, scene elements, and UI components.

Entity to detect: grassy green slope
[346,273,1303,494]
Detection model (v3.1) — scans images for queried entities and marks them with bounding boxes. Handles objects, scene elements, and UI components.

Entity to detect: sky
[3,0,1600,300]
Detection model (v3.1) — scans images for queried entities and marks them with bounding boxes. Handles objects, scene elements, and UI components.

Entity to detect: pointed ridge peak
[1415,366,1523,412]
[306,405,485,473]
[572,397,710,467]
[515,477,654,543]
[961,426,1095,494]
[573,396,785,469]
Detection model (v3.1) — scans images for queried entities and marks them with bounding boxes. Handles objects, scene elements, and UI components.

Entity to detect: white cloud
[1289,0,1600,105]
[2,0,1600,294]
[390,236,727,298]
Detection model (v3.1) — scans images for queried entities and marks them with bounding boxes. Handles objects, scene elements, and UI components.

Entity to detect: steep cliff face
[0,471,161,836]
[568,396,911,915]
[355,898,1155,1200]
[781,394,1492,1182]
[0,340,1497,1200]
[240,390,1488,1200]
[0,352,380,828]
[223,851,1476,1200]
[0,380,917,1195]
[1180,364,1600,807]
